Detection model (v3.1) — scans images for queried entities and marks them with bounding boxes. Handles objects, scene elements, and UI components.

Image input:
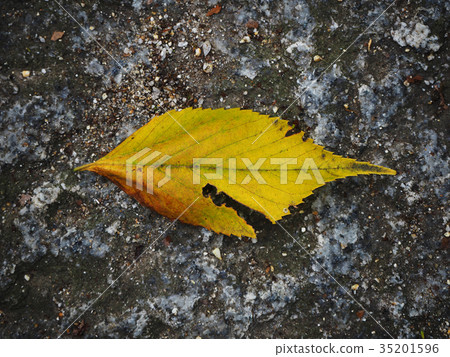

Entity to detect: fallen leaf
[51,31,65,41]
[75,108,396,238]
[206,4,221,17]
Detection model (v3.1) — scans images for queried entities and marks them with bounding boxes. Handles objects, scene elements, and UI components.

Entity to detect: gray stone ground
[0,0,448,338]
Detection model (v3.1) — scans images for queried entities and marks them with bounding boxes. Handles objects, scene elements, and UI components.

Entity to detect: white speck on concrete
[106,221,121,235]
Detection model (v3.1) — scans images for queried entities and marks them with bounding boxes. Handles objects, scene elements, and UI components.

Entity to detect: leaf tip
[383,167,397,175]
[351,161,396,176]
[73,162,95,172]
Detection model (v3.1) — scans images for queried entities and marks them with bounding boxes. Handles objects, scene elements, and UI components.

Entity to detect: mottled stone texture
[0,0,448,338]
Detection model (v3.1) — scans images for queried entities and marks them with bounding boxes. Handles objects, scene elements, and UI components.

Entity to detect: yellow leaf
[75,108,395,238]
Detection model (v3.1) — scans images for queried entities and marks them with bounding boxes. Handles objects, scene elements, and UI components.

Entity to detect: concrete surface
[0,0,448,338]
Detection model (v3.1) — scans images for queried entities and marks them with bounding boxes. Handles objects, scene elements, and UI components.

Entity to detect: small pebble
[313,55,323,62]
[212,247,222,260]
[202,41,211,56]
[22,70,30,78]
[194,48,201,57]
[203,62,213,73]
[240,36,251,43]
[24,274,30,281]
